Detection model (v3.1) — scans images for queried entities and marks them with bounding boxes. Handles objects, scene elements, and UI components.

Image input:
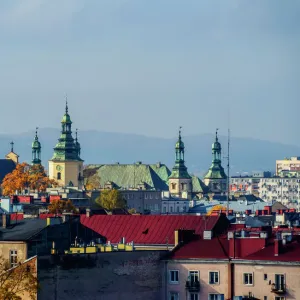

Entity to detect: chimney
[86,208,91,218]
[2,214,10,228]
[274,239,282,256]
[228,231,235,258]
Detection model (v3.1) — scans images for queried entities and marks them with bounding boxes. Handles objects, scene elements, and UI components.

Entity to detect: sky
[0,0,299,146]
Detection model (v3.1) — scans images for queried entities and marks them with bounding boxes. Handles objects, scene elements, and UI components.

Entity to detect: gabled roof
[80,215,221,245]
[84,163,171,191]
[191,176,208,193]
[0,159,16,183]
[170,236,229,260]
[0,219,47,241]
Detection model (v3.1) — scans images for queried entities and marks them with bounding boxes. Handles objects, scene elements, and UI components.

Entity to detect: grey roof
[190,199,271,214]
[0,159,16,183]
[0,218,47,241]
[245,216,268,227]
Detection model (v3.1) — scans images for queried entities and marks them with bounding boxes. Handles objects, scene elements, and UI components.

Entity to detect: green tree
[96,189,126,210]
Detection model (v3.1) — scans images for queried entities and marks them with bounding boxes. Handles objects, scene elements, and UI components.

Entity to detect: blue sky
[0,0,299,146]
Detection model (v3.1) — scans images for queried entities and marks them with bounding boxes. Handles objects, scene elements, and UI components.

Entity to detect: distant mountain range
[0,128,299,177]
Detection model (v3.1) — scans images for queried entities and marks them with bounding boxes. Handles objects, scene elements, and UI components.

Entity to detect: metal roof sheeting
[80,215,220,245]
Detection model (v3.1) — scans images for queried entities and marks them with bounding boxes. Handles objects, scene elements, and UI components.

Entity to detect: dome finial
[216,128,219,141]
[65,94,68,114]
[75,128,78,142]
[179,126,182,139]
[35,127,39,139]
[10,141,14,152]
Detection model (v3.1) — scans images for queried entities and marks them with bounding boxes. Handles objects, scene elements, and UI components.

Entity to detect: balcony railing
[185,280,200,292]
[271,283,286,294]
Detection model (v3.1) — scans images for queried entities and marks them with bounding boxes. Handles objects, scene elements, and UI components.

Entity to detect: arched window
[57,172,61,180]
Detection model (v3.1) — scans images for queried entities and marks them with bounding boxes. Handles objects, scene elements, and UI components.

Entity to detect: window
[176,206,180,213]
[10,250,17,267]
[163,207,166,213]
[171,183,176,190]
[209,271,219,284]
[275,274,285,290]
[169,292,179,300]
[190,293,198,300]
[264,274,268,280]
[183,206,186,212]
[274,297,285,300]
[243,273,253,285]
[188,270,199,283]
[208,294,224,300]
[264,297,267,300]
[57,172,61,180]
[169,270,179,284]
[170,206,173,213]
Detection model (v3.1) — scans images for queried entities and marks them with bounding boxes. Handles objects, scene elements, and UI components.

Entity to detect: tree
[48,199,77,214]
[96,189,127,211]
[0,256,38,300]
[2,163,57,196]
[206,204,227,216]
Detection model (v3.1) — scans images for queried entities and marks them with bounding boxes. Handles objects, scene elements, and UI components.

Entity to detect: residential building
[168,129,192,200]
[163,226,300,300]
[204,130,227,195]
[230,171,271,197]
[48,101,84,188]
[259,177,300,205]
[161,191,190,214]
[276,156,300,176]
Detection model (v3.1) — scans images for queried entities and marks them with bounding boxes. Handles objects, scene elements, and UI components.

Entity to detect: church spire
[10,141,14,153]
[32,127,41,165]
[51,100,82,161]
[169,127,191,179]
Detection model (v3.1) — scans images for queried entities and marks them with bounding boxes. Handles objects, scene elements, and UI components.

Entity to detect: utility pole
[227,129,230,216]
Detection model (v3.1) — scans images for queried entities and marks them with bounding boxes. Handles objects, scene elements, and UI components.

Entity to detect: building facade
[276,156,300,176]
[204,131,227,195]
[48,101,84,188]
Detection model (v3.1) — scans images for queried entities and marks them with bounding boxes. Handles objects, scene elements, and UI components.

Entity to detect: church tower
[204,129,227,194]
[48,100,84,188]
[168,128,192,199]
[5,141,19,164]
[32,128,41,165]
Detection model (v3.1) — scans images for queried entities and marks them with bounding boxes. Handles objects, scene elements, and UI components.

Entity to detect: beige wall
[5,152,18,164]
[49,160,83,188]
[168,178,192,199]
[234,262,300,299]
[165,261,230,299]
[0,241,27,266]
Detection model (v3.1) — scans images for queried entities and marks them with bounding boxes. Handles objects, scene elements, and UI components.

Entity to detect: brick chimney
[274,239,282,256]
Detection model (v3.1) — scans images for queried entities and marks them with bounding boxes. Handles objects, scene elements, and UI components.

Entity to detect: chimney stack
[86,208,91,218]
[274,239,282,256]
[2,214,10,228]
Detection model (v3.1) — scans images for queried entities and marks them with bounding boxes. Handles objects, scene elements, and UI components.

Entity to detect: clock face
[56,165,62,171]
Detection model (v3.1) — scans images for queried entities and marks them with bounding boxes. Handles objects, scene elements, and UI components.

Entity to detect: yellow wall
[168,178,192,199]
[0,241,28,266]
[49,160,83,188]
[5,152,18,164]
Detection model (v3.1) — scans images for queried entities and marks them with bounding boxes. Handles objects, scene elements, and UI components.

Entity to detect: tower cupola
[32,127,41,165]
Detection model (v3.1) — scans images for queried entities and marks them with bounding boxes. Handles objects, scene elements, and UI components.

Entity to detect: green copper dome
[62,113,72,123]
[169,128,191,179]
[51,101,83,162]
[32,128,41,165]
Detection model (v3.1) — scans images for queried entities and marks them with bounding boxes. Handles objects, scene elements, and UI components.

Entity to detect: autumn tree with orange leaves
[1,162,57,196]
[48,199,77,214]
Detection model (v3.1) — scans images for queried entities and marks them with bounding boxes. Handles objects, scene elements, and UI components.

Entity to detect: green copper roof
[204,130,227,179]
[191,176,209,193]
[84,163,171,190]
[32,128,41,165]
[169,128,191,179]
[51,101,82,162]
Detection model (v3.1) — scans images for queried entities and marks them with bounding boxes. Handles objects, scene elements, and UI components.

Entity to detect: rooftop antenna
[227,128,230,216]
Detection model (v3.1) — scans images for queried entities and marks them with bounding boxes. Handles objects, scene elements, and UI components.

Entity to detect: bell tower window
[57,172,61,180]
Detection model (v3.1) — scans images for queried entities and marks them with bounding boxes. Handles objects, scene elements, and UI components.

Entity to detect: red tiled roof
[80,215,220,245]
[244,241,300,262]
[171,237,229,260]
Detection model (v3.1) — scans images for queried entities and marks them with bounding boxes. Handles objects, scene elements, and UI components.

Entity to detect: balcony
[185,280,200,292]
[271,283,286,294]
